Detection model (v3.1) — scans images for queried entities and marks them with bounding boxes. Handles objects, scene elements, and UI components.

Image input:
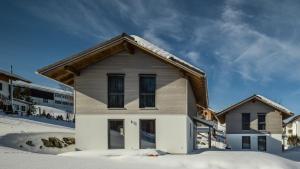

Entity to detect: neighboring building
[283,115,300,149]
[13,81,74,119]
[284,115,300,137]
[217,94,293,154]
[37,33,209,154]
[0,68,31,112]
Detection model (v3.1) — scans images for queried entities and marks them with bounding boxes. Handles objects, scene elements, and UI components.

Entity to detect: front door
[108,120,124,149]
[257,136,266,151]
[140,120,156,149]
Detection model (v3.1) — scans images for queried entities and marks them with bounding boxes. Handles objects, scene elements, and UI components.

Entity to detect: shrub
[56,115,64,121]
[46,113,52,119]
[287,135,300,146]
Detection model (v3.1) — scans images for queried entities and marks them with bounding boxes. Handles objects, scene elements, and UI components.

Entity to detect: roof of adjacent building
[13,80,73,96]
[217,94,294,123]
[284,114,300,126]
[37,33,208,108]
[0,68,31,83]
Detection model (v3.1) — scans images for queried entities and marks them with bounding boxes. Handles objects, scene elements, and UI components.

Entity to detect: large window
[108,120,124,149]
[257,113,266,130]
[107,74,124,108]
[242,136,251,149]
[258,136,266,151]
[21,106,25,111]
[0,83,2,91]
[242,113,250,130]
[139,75,156,108]
[140,120,156,149]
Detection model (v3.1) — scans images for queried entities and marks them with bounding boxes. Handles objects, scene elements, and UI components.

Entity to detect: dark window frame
[139,119,156,149]
[139,74,156,108]
[257,136,267,151]
[242,136,251,149]
[108,119,125,149]
[107,74,125,108]
[242,113,251,130]
[257,113,266,131]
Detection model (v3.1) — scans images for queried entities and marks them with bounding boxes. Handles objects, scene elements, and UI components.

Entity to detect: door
[108,120,124,149]
[257,136,266,151]
[140,120,156,149]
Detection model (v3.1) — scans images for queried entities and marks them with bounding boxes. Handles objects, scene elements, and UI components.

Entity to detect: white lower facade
[226,134,282,154]
[76,114,194,154]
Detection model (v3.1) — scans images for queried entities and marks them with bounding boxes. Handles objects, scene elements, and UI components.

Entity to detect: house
[217,94,293,154]
[283,115,300,149]
[13,80,74,119]
[284,115,300,137]
[37,33,209,153]
[0,68,31,112]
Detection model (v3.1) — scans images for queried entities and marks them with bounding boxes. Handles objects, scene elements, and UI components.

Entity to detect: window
[257,113,266,130]
[14,104,19,111]
[55,100,61,104]
[242,113,250,130]
[107,74,124,108]
[242,136,251,149]
[140,120,156,149]
[257,136,266,151]
[108,120,124,149]
[43,98,48,103]
[21,106,25,111]
[139,75,156,108]
[0,83,2,91]
[288,129,293,134]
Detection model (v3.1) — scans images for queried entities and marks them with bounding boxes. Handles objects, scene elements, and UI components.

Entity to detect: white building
[37,33,209,154]
[13,81,74,120]
[0,68,31,112]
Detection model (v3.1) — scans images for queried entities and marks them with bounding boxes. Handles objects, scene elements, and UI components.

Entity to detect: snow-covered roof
[131,35,204,74]
[255,95,291,114]
[217,94,293,121]
[0,68,30,83]
[13,81,73,95]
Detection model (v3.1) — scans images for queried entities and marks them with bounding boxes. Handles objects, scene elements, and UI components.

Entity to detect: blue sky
[0,0,300,114]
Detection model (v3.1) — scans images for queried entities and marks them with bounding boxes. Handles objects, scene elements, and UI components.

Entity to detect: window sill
[139,107,158,110]
[107,108,127,110]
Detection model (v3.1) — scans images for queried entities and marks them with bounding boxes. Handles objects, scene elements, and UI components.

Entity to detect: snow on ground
[0,113,73,136]
[0,113,299,169]
[1,148,299,169]
[0,132,75,154]
[0,113,74,154]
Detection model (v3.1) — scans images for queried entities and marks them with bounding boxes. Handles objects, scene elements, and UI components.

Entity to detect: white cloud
[19,0,300,83]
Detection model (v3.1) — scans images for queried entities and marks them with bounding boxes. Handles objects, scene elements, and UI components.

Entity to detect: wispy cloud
[20,0,121,40]
[19,0,300,84]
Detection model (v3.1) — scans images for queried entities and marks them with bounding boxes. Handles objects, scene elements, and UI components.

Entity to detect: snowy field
[0,113,299,169]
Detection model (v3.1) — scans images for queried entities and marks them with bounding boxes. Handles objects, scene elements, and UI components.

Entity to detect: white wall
[226,134,282,154]
[76,114,191,154]
[13,100,29,115]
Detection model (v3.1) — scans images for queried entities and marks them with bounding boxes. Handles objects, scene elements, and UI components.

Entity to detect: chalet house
[217,94,293,154]
[37,33,209,153]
